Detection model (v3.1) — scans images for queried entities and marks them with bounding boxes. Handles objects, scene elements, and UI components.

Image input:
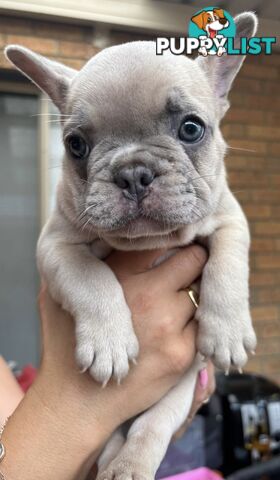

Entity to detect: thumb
[148,244,208,291]
[106,248,167,277]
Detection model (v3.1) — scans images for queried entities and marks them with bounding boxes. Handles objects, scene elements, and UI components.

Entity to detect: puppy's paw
[196,308,257,372]
[98,459,153,480]
[75,306,139,385]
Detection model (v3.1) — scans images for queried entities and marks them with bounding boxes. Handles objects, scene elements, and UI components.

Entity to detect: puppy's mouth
[208,27,217,39]
[104,216,178,239]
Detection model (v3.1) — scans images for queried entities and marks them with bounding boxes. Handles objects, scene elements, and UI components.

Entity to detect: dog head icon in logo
[189,7,235,56]
[191,8,229,38]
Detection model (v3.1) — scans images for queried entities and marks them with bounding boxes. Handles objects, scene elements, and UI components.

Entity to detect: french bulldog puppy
[5,11,257,480]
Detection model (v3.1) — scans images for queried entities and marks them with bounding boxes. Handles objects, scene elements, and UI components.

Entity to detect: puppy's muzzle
[114,165,154,202]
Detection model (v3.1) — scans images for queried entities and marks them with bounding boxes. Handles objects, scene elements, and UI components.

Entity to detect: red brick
[254,223,280,236]
[6,34,58,56]
[222,124,246,138]
[247,125,280,140]
[226,156,267,171]
[251,238,278,252]
[268,143,280,156]
[251,305,279,322]
[250,272,280,287]
[255,255,280,270]
[0,53,10,69]
[58,40,93,59]
[0,15,32,35]
[262,81,280,95]
[0,34,6,48]
[243,205,271,219]
[31,20,91,42]
[227,139,267,155]
[256,339,280,356]
[49,56,86,70]
[241,63,279,80]
[230,92,280,111]
[255,321,280,338]
[225,108,264,125]
[233,77,262,93]
[251,190,280,203]
[229,172,268,188]
[246,357,261,373]
[260,53,280,67]
[271,206,280,217]
[257,288,280,303]
[264,111,280,125]
[261,356,280,375]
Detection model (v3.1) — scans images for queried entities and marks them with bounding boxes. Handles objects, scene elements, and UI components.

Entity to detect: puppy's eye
[179,117,205,143]
[67,135,90,159]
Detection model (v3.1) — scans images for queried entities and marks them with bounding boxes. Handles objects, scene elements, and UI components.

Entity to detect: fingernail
[199,368,208,389]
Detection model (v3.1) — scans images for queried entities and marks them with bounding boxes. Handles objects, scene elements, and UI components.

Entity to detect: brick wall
[0,15,279,383]
[223,54,280,384]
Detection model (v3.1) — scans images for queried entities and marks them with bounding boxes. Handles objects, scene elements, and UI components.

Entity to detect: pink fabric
[160,467,223,480]
[17,364,37,392]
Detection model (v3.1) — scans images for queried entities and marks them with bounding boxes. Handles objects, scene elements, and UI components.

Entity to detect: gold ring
[202,397,210,405]
[185,288,199,309]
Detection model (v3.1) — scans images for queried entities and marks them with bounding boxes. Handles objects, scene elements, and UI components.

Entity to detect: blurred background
[0,1,280,477]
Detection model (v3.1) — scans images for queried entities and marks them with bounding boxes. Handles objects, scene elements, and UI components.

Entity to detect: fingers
[176,290,197,328]
[182,318,198,345]
[172,360,215,441]
[106,249,167,277]
[188,361,216,422]
[170,290,197,335]
[148,245,208,292]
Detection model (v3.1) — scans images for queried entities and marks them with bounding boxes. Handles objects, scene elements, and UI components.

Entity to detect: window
[0,90,63,367]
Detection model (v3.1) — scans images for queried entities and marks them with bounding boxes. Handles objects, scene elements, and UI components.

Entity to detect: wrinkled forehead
[66,43,214,134]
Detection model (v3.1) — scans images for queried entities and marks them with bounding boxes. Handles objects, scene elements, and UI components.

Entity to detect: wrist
[0,375,110,480]
[32,372,112,451]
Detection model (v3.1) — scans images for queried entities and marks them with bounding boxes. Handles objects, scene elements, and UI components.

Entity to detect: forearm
[0,376,107,480]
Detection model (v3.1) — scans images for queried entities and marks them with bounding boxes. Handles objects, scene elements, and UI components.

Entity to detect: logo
[189,7,235,56]
[156,7,276,56]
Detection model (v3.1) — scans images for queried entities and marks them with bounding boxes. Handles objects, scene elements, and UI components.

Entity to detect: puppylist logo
[156,7,276,56]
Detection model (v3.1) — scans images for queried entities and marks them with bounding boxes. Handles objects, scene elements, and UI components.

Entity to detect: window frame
[0,82,53,228]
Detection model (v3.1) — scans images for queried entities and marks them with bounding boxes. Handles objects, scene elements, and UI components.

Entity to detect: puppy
[192,8,229,39]
[5,12,257,480]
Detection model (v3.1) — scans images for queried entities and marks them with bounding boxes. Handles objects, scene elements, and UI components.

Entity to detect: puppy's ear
[213,8,225,19]
[196,12,258,116]
[191,11,206,30]
[5,45,77,112]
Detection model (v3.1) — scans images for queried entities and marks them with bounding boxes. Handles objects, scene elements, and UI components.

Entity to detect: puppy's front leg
[97,357,203,480]
[37,211,138,384]
[196,193,257,371]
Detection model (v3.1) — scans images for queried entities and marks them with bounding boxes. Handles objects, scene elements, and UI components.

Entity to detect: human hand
[36,245,207,444]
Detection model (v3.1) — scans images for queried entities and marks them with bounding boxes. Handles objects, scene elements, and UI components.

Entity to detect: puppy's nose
[219,17,227,25]
[114,165,154,200]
